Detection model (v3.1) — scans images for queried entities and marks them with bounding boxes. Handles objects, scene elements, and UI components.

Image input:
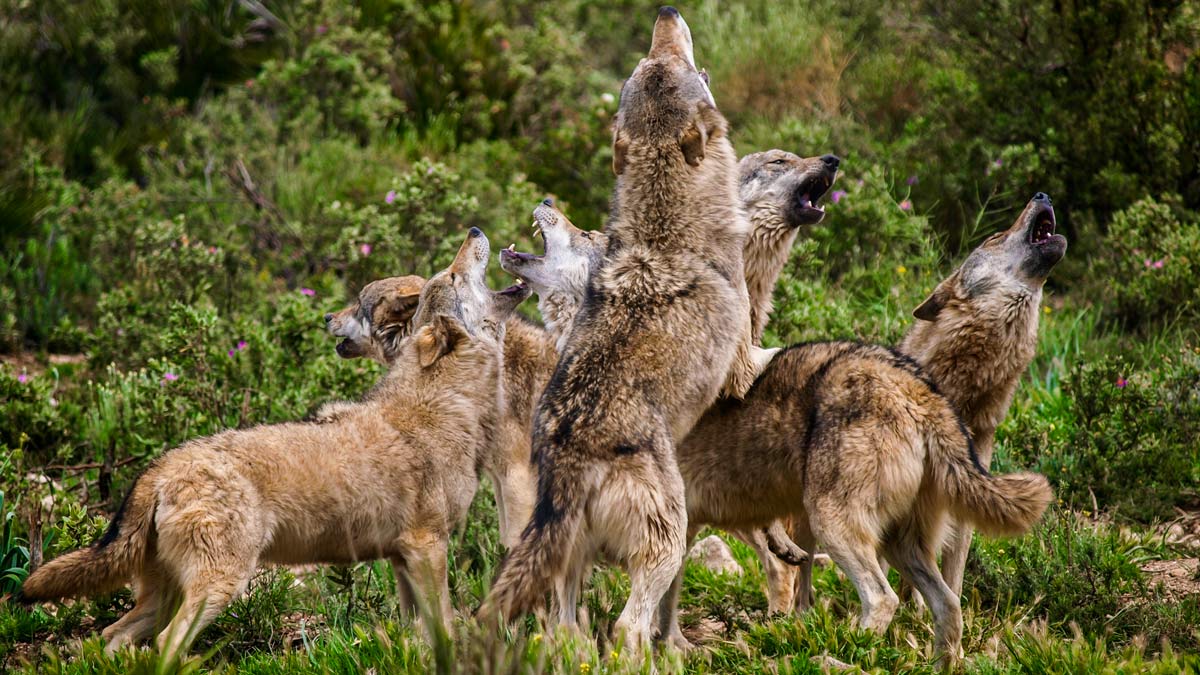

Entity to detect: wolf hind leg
[883,516,963,667]
[102,565,171,652]
[599,450,688,653]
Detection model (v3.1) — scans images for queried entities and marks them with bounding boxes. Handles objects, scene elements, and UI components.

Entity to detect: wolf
[743,193,1068,616]
[323,274,557,550]
[500,201,1053,663]
[900,192,1067,596]
[503,149,841,619]
[479,7,761,649]
[19,229,529,657]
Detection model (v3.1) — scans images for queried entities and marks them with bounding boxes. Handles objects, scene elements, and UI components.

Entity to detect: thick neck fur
[610,140,748,273]
[743,203,800,345]
[537,292,581,353]
[900,287,1042,447]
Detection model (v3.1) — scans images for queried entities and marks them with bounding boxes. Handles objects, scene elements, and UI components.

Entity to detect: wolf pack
[19,7,1067,669]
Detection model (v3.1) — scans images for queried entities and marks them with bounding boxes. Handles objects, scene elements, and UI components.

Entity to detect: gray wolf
[20,229,528,657]
[738,149,840,344]
[501,201,1053,664]
[900,192,1066,596]
[323,273,557,550]
[479,7,760,649]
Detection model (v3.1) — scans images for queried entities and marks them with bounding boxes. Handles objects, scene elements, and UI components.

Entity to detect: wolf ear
[416,315,469,368]
[679,115,708,167]
[612,128,629,176]
[380,292,421,328]
[913,282,951,322]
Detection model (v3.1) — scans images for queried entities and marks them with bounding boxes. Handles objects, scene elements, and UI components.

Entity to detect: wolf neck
[743,204,799,344]
[612,143,744,255]
[537,291,581,353]
[900,289,1041,449]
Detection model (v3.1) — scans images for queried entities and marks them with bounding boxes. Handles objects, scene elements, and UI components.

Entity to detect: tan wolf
[19,228,528,657]
[479,7,761,649]
[324,274,557,550]
[501,201,1053,664]
[900,192,1066,596]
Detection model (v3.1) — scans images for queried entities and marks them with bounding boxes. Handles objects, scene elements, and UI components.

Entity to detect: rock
[688,535,743,576]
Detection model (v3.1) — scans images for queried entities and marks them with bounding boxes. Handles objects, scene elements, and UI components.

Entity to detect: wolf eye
[769,159,787,166]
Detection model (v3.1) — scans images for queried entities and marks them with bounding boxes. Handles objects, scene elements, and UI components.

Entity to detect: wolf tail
[478,461,603,622]
[18,470,157,603]
[929,413,1053,537]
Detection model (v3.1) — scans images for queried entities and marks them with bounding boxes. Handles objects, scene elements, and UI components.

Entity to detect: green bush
[1092,196,1200,330]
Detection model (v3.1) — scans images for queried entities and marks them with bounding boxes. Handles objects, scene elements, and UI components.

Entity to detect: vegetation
[1,0,1197,672]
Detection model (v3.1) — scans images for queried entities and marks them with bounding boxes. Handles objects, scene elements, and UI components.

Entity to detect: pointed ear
[913,282,952,322]
[679,114,708,167]
[380,292,421,328]
[612,128,629,176]
[416,315,469,368]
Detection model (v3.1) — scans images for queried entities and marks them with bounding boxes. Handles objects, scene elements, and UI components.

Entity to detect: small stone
[688,535,743,576]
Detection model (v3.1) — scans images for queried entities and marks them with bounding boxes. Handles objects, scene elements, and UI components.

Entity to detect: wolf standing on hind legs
[479,6,760,650]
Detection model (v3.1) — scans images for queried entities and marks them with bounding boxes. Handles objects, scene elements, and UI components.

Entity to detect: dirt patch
[1141,558,1200,601]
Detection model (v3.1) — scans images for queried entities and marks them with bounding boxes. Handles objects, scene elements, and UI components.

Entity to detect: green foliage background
[0,0,1198,671]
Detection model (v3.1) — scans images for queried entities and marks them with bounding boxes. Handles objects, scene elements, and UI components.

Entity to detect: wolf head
[611,7,721,178]
[500,200,608,349]
[325,275,425,363]
[330,229,530,365]
[738,150,841,343]
[913,193,1066,324]
[410,227,531,344]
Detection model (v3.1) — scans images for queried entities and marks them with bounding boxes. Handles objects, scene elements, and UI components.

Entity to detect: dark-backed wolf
[19,229,528,657]
[900,192,1066,596]
[501,201,1053,664]
[479,7,761,649]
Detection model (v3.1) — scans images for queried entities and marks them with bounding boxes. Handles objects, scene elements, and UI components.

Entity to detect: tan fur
[899,193,1066,595]
[324,276,557,549]
[479,8,759,650]
[21,230,527,657]
[503,193,1054,665]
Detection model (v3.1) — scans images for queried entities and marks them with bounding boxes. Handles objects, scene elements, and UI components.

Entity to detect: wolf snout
[1033,191,1052,205]
[658,6,680,19]
[821,154,840,170]
[468,226,484,239]
[542,198,554,207]
[324,313,334,324]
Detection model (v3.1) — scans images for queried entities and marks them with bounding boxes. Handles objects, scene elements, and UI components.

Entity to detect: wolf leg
[655,522,702,651]
[884,525,962,667]
[102,565,169,651]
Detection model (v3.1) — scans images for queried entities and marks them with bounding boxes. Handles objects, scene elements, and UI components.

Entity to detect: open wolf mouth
[497,281,528,297]
[1030,207,1056,245]
[795,172,832,214]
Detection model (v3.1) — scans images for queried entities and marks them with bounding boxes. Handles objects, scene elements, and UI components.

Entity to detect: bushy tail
[19,471,157,602]
[478,463,602,622]
[929,415,1053,537]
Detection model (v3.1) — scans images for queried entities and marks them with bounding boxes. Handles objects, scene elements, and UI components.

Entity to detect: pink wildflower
[316,25,328,35]
[360,243,373,256]
[899,199,913,211]
[17,373,28,384]
[301,288,316,297]
[906,175,918,186]
[1154,259,1164,269]
[228,349,236,357]
[1115,376,1127,389]
[830,190,847,204]
[385,190,396,205]
[162,372,179,385]
[237,340,247,350]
